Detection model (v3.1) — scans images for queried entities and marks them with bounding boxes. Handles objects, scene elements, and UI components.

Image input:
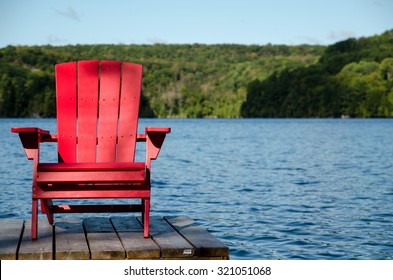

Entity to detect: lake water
[1,118,393,260]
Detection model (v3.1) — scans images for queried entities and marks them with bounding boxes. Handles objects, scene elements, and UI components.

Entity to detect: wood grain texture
[0,216,229,260]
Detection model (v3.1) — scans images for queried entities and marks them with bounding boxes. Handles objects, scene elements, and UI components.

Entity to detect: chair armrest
[146,127,171,134]
[11,127,55,160]
[11,127,58,142]
[11,127,50,134]
[145,127,171,167]
[136,128,171,142]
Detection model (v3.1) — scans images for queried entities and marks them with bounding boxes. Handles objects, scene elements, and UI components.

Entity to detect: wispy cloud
[147,37,168,44]
[296,36,322,45]
[327,30,356,42]
[371,0,383,7]
[47,34,67,45]
[54,6,81,21]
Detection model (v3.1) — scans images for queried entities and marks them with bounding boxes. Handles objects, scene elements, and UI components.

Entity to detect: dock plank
[165,216,229,259]
[0,216,229,260]
[147,216,195,258]
[111,216,161,259]
[54,218,89,260]
[84,217,125,259]
[0,219,24,260]
[18,219,53,260]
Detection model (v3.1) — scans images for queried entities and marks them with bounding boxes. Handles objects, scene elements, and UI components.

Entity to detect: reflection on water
[1,118,393,259]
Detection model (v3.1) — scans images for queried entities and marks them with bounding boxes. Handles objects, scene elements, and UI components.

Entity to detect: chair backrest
[55,60,143,163]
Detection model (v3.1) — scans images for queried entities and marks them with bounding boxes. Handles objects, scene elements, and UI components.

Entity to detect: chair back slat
[56,62,77,163]
[116,62,142,162]
[77,60,99,162]
[97,60,122,162]
[55,60,142,164]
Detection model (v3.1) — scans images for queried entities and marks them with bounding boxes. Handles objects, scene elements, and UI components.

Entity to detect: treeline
[241,30,393,117]
[0,43,323,118]
[1,29,392,118]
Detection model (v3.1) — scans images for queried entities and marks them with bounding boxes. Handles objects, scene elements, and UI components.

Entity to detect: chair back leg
[41,199,54,224]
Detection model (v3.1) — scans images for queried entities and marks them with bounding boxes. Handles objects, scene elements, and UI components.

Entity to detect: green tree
[337,60,392,117]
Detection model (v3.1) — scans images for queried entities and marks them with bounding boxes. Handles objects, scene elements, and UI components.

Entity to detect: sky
[1,0,392,47]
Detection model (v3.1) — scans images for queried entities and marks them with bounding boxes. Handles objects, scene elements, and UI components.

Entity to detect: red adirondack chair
[11,60,170,239]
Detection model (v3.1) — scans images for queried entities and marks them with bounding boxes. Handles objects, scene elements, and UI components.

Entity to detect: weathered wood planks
[148,216,196,258]
[111,216,160,259]
[54,218,89,260]
[0,219,24,260]
[0,216,229,260]
[84,217,125,260]
[165,215,230,259]
[18,219,53,260]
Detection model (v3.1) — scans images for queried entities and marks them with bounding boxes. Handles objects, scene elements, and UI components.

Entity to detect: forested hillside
[0,43,323,118]
[241,29,393,117]
[1,29,392,118]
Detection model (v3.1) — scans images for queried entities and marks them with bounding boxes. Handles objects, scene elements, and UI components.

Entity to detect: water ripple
[2,118,393,260]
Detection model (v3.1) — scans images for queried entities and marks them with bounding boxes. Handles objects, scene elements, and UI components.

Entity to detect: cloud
[55,6,81,21]
[296,36,322,45]
[327,30,356,42]
[47,34,67,45]
[371,0,383,7]
[147,37,168,44]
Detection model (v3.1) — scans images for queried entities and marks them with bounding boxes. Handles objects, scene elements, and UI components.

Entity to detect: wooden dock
[0,215,229,260]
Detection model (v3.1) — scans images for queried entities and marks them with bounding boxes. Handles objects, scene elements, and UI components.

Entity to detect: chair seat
[37,162,146,183]
[38,162,145,172]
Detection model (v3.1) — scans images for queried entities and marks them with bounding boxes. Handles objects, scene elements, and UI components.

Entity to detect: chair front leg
[32,198,39,240]
[143,198,150,238]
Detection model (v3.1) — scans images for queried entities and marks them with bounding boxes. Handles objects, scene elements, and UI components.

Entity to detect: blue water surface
[1,118,393,259]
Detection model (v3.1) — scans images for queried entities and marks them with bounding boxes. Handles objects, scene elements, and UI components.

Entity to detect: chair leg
[143,198,150,238]
[41,199,54,224]
[141,198,144,221]
[32,199,38,240]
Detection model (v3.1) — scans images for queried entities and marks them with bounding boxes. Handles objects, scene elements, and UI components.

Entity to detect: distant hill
[241,29,393,118]
[1,29,392,118]
[0,43,323,118]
